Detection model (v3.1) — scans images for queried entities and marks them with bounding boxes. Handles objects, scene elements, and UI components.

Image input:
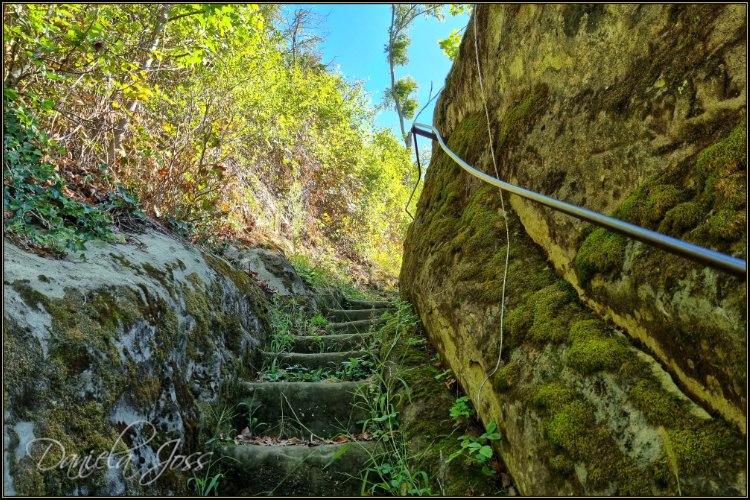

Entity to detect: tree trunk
[389,5,408,146]
[107,4,174,166]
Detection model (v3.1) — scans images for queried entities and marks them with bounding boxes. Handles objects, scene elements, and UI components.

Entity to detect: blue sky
[286,5,471,135]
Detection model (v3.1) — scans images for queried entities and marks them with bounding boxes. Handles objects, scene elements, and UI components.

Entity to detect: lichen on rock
[3,229,270,496]
[401,5,746,495]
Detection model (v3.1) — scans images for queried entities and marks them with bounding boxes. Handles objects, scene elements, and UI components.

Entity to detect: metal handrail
[411,123,746,279]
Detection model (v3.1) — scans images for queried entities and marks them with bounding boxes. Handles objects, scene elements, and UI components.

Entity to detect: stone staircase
[220,297,397,496]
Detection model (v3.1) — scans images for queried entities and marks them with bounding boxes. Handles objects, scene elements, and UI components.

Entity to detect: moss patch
[575,228,628,285]
[4,249,268,495]
[566,319,630,375]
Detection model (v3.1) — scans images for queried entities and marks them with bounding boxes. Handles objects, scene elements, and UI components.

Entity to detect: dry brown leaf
[332,435,350,443]
[500,472,512,488]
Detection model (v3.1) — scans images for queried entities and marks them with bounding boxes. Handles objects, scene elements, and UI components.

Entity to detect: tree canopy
[4,4,419,273]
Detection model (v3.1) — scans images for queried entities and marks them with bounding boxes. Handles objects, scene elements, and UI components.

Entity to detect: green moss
[629,379,686,428]
[493,361,520,392]
[504,300,533,344]
[109,253,143,274]
[696,117,746,204]
[533,382,576,411]
[11,280,50,311]
[566,320,629,375]
[611,183,686,228]
[545,400,594,456]
[142,262,177,299]
[618,356,650,383]
[658,201,705,237]
[708,209,746,241]
[526,283,580,343]
[4,315,47,419]
[665,420,745,476]
[549,454,574,477]
[498,84,549,149]
[574,228,628,285]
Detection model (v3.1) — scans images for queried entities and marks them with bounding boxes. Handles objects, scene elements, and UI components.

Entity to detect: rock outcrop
[402,4,746,496]
[4,228,270,496]
[224,244,310,299]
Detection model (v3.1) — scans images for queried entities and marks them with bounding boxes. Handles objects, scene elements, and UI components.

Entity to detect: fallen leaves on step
[508,486,518,496]
[234,432,374,447]
[465,485,474,496]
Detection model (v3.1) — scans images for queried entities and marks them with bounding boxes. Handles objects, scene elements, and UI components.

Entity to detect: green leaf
[323,442,353,469]
[479,446,493,458]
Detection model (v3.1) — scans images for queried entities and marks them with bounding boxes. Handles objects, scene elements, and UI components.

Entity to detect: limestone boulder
[3,229,270,496]
[223,244,315,304]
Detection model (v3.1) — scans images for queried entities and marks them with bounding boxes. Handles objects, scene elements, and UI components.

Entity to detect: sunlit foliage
[4,4,416,274]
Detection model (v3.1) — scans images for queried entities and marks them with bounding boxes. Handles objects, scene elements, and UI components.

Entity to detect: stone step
[239,381,373,438]
[289,333,371,353]
[327,318,389,334]
[327,308,391,322]
[262,350,375,372]
[345,299,394,310]
[220,440,381,496]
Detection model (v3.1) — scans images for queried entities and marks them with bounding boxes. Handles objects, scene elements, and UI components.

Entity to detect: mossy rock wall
[379,321,499,496]
[3,229,270,495]
[401,4,746,495]
[434,3,747,431]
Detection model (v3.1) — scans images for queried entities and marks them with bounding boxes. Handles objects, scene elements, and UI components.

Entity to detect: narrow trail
[220,296,397,496]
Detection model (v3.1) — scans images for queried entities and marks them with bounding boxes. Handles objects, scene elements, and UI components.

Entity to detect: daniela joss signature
[25,420,213,486]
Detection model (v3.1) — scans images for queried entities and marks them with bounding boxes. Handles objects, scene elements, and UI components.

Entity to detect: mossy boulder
[401,6,745,495]
[4,229,270,495]
[223,244,314,305]
[427,3,747,430]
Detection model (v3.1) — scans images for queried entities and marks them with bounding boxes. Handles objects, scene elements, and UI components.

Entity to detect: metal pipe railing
[411,123,746,279]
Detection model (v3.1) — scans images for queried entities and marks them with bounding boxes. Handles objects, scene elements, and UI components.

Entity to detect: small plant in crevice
[237,400,267,438]
[447,420,503,477]
[449,396,476,428]
[188,405,241,496]
[311,312,328,326]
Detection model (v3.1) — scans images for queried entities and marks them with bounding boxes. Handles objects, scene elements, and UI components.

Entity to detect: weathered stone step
[327,317,389,334]
[220,440,381,496]
[289,333,370,353]
[262,350,374,371]
[327,308,391,322]
[239,381,372,438]
[345,299,394,310]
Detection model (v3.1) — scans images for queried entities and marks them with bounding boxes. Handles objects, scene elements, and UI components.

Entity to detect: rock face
[4,229,269,496]
[402,4,746,496]
[224,244,313,301]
